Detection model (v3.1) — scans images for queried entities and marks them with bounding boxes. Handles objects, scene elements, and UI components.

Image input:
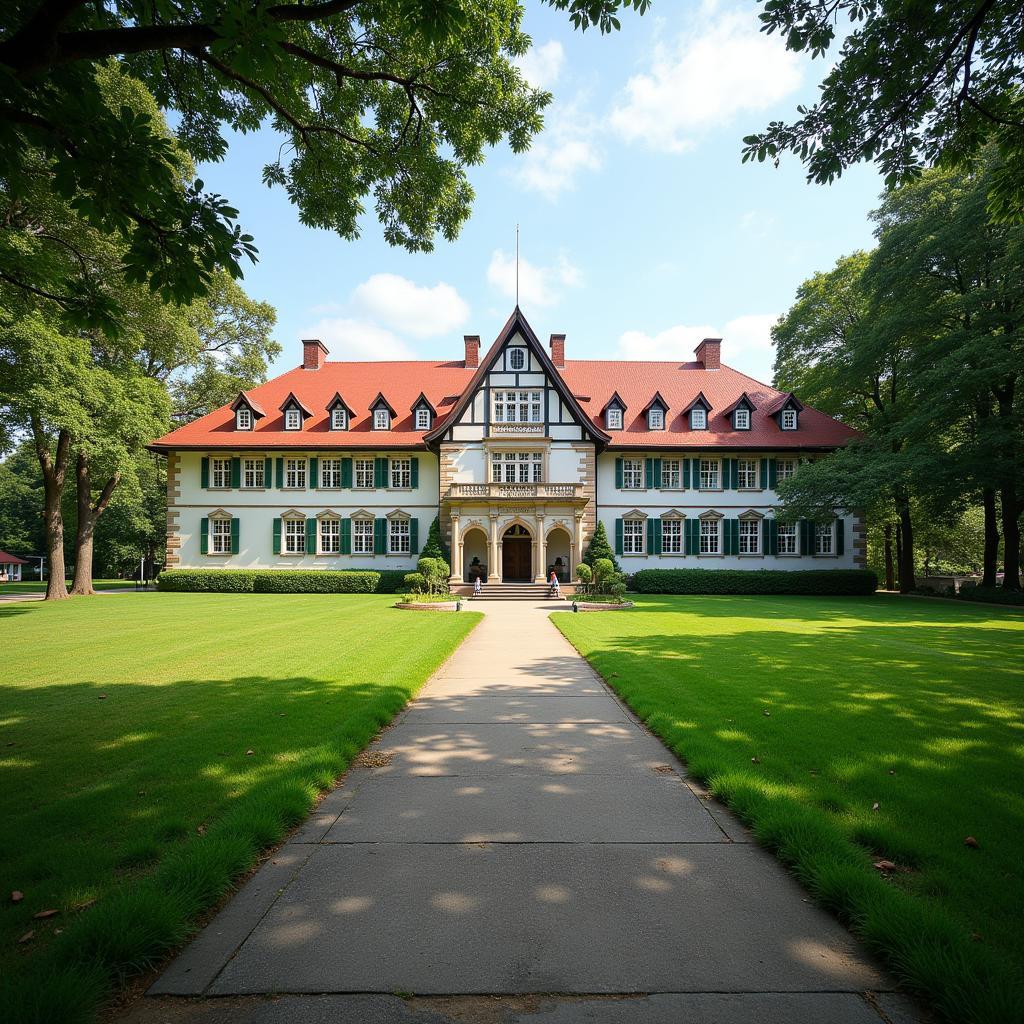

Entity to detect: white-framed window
[320,458,342,488]
[242,458,264,489]
[699,458,719,489]
[493,390,542,423]
[284,517,305,554]
[389,517,410,554]
[391,458,411,488]
[648,406,664,430]
[606,406,623,430]
[284,457,306,489]
[354,458,374,489]
[211,458,232,489]
[415,407,431,430]
[508,347,526,370]
[491,451,543,484]
[285,407,301,431]
[691,407,707,430]
[700,518,721,554]
[319,517,340,554]
[210,517,232,554]
[662,517,683,554]
[782,408,798,430]
[373,408,390,430]
[623,518,644,554]
[777,522,798,554]
[815,521,835,555]
[776,459,796,482]
[734,407,750,430]
[331,407,348,430]
[236,407,252,430]
[621,458,643,489]
[661,459,681,489]
[737,459,758,488]
[739,519,760,554]
[353,517,374,554]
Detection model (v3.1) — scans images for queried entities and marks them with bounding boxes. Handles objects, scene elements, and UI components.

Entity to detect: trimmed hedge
[373,570,409,594]
[957,584,1024,606]
[157,569,381,594]
[630,568,878,596]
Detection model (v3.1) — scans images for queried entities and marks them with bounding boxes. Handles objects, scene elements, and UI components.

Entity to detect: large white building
[151,309,865,585]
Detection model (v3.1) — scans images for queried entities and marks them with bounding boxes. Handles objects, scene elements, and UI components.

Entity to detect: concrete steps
[457,583,567,601]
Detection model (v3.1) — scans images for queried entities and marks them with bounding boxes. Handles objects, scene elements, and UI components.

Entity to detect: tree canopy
[744,0,1024,221]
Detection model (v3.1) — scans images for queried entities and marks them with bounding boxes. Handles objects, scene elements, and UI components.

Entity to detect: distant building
[0,550,27,582]
[150,308,864,584]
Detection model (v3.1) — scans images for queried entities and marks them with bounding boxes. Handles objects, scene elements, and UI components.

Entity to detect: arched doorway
[461,527,488,583]
[546,527,572,583]
[502,524,532,581]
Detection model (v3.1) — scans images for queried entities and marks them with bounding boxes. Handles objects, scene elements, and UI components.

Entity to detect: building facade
[151,309,865,582]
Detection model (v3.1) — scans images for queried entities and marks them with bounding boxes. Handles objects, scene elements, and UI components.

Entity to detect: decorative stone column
[535,513,547,583]
[574,511,585,577]
[449,513,461,583]
[488,513,500,582]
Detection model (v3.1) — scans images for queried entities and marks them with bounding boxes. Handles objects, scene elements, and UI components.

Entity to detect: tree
[583,520,619,571]
[0,1,647,320]
[744,1,1024,221]
[0,443,44,558]
[420,515,450,563]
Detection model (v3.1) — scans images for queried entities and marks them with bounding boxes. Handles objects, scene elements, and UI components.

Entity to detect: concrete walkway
[143,602,919,1024]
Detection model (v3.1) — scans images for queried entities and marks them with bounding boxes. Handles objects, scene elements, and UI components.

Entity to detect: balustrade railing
[447,482,583,500]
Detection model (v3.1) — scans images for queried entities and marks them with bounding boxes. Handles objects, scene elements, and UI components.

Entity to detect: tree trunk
[31,419,70,600]
[1001,480,1021,590]
[981,487,999,588]
[70,452,120,596]
[894,523,903,592]
[897,498,916,593]
[883,523,895,592]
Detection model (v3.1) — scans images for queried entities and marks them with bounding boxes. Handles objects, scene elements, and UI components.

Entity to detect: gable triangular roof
[424,307,610,446]
[369,392,397,417]
[681,390,713,413]
[642,390,669,413]
[278,391,313,416]
[762,391,805,415]
[410,391,436,415]
[231,391,266,417]
[600,390,627,414]
[326,392,354,414]
[721,391,756,416]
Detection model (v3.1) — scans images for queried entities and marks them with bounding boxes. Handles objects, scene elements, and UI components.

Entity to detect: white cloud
[515,40,565,90]
[487,249,582,308]
[617,313,780,382]
[302,317,417,361]
[350,273,469,338]
[609,10,803,152]
[511,95,602,199]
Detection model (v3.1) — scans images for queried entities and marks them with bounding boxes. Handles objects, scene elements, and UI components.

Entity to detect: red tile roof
[0,550,28,564]
[151,350,856,452]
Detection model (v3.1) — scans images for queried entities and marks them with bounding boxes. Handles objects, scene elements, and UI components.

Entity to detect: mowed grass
[0,579,137,594]
[553,595,1024,1024]
[0,593,480,1022]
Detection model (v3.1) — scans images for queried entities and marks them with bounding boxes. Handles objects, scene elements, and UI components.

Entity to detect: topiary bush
[403,571,427,594]
[420,515,450,562]
[157,569,381,593]
[630,568,878,596]
[583,520,619,571]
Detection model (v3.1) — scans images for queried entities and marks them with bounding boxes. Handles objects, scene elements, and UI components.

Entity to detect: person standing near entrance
[548,568,560,599]
[473,576,482,598]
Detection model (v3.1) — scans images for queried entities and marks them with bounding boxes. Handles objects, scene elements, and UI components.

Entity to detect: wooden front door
[502,526,532,581]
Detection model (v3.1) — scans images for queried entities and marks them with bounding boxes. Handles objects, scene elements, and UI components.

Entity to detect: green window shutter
[340,517,352,555]
[306,517,317,555]
[410,457,419,488]
[374,517,386,554]
[200,457,209,489]
[275,458,283,489]
[654,518,663,555]
[231,517,240,554]
[375,457,388,488]
[646,518,655,554]
[836,518,845,555]
[309,457,319,489]
[341,457,353,488]
[722,519,735,555]
[653,458,662,489]
[272,517,282,555]
[685,518,698,555]
[200,516,209,554]
[682,459,691,489]
[769,459,778,489]
[614,518,624,556]
[409,517,419,555]
[230,457,241,488]
[615,457,623,489]
[729,459,739,489]
[644,458,654,489]
[759,458,768,489]
[264,458,273,488]
[800,519,814,555]
[765,518,778,556]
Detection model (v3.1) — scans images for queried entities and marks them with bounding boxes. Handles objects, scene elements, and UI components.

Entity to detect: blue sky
[196,0,881,385]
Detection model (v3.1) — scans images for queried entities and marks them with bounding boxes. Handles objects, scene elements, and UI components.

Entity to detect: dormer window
[285,407,301,431]
[374,408,390,430]
[606,407,622,430]
[648,407,664,430]
[509,347,525,370]
[782,408,798,430]
[734,408,750,430]
[415,407,431,430]
[236,407,252,431]
[331,408,348,431]
[691,407,707,430]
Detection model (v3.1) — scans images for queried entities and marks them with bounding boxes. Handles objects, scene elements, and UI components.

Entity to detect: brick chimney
[302,338,329,370]
[549,333,566,369]
[464,335,480,368]
[694,337,721,370]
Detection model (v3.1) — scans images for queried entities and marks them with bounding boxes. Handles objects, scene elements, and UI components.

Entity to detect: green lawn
[554,595,1024,1024]
[0,593,480,1023]
[0,579,138,594]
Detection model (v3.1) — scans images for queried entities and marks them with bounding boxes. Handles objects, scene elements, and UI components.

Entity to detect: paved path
[143,602,919,1024]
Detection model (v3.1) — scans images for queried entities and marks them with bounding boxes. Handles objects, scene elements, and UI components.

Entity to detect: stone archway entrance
[501,524,532,581]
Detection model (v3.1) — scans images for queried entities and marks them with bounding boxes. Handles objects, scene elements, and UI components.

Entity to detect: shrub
[593,558,616,585]
[403,571,427,594]
[575,563,593,585]
[957,584,1024,606]
[630,568,878,596]
[157,570,256,593]
[583,520,619,571]
[417,556,451,596]
[373,570,409,593]
[157,569,381,594]
[420,515,450,562]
